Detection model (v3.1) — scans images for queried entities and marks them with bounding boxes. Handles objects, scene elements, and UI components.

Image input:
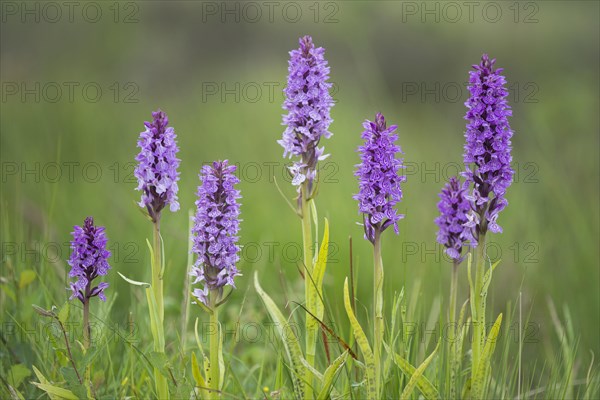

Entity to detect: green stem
[448,260,459,399]
[373,230,384,397]
[151,220,168,399]
[210,297,220,399]
[301,183,315,400]
[82,299,94,399]
[153,221,164,324]
[471,233,487,382]
[83,299,90,349]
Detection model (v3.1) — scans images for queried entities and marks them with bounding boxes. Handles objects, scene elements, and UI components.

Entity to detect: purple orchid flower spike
[354,113,406,244]
[435,177,476,263]
[278,35,334,199]
[134,109,181,223]
[68,216,111,303]
[190,160,242,307]
[462,54,514,239]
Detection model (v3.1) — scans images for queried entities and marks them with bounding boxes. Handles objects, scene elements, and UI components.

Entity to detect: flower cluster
[135,109,181,222]
[278,35,334,195]
[463,54,514,235]
[190,160,242,306]
[435,177,475,261]
[354,113,406,243]
[68,217,111,303]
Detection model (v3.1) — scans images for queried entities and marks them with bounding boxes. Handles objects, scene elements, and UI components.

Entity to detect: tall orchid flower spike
[354,112,405,397]
[275,36,335,399]
[191,160,241,400]
[435,176,475,398]
[462,54,514,399]
[132,109,180,399]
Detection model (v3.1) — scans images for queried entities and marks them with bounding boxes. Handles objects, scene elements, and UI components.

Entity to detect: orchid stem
[209,295,220,399]
[373,229,384,397]
[151,219,169,399]
[300,182,315,400]
[448,259,459,398]
[471,232,487,386]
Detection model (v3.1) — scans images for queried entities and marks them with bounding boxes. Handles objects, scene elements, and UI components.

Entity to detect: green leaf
[117,272,150,288]
[191,351,207,390]
[8,364,30,388]
[32,365,51,384]
[386,343,440,400]
[467,254,476,326]
[471,313,503,399]
[194,318,206,359]
[308,218,330,331]
[481,259,501,295]
[145,287,164,350]
[451,299,470,400]
[273,175,299,216]
[343,278,376,399]
[310,199,319,249]
[317,351,348,400]
[18,270,36,289]
[191,292,213,315]
[158,232,166,279]
[218,321,225,390]
[300,356,324,381]
[31,383,79,400]
[384,290,404,381]
[254,272,305,399]
[400,340,441,400]
[57,302,70,325]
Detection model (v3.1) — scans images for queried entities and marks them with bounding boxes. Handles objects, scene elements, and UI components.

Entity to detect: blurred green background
[1,0,598,368]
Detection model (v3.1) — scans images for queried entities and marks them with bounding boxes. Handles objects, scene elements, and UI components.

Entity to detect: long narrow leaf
[254,272,305,398]
[400,341,441,400]
[343,278,376,399]
[472,313,503,398]
[31,366,59,400]
[308,218,330,332]
[317,351,348,400]
[31,383,78,400]
[385,343,440,400]
[191,352,207,391]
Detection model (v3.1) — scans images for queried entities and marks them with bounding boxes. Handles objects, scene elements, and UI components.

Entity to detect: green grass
[1,1,599,398]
